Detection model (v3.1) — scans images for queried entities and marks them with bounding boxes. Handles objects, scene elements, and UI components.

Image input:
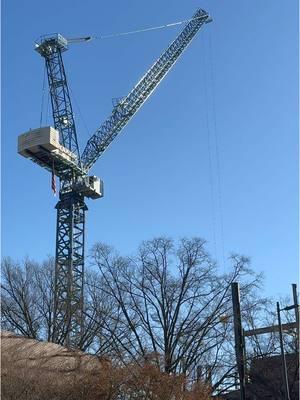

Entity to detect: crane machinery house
[18,127,77,167]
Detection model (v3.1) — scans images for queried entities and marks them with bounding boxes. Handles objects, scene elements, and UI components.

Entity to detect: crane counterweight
[18,127,84,179]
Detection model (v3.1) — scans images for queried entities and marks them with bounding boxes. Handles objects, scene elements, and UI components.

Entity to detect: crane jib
[81,8,211,170]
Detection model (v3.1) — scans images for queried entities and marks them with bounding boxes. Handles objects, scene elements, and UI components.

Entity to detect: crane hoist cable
[202,30,225,269]
[39,64,47,127]
[68,81,91,142]
[208,30,226,270]
[202,39,218,261]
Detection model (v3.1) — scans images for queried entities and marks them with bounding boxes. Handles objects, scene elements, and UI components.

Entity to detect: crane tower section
[35,34,81,165]
[18,33,102,347]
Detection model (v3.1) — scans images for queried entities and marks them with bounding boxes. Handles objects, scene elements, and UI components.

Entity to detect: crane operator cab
[72,176,103,200]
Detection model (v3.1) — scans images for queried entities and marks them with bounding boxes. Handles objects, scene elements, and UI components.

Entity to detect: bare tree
[3,236,278,395]
[90,237,263,393]
[1,257,112,352]
[1,257,42,339]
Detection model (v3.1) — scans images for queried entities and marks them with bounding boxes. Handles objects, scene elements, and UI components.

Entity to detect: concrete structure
[220,353,299,400]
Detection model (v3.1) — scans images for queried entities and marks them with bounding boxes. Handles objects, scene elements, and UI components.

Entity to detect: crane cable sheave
[81,8,212,170]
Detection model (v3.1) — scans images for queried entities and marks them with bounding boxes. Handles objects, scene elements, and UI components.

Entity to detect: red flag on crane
[52,162,56,195]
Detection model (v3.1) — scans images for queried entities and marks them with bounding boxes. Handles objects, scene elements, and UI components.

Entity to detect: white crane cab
[73,176,103,200]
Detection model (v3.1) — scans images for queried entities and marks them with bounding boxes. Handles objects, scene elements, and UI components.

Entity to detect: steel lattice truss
[33,8,211,348]
[81,9,210,169]
[36,35,88,346]
[37,35,81,162]
[54,193,86,346]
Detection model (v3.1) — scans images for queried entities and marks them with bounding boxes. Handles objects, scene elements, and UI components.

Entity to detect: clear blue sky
[2,0,299,298]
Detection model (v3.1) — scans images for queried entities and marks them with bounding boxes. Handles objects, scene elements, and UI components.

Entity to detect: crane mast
[18,8,211,348]
[34,35,90,346]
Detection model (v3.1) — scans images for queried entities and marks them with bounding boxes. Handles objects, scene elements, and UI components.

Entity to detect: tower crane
[18,8,212,347]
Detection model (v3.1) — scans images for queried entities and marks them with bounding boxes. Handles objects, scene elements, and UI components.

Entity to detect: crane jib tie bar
[73,15,211,42]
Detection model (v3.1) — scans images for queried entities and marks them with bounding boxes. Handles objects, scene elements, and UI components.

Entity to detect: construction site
[2,1,299,399]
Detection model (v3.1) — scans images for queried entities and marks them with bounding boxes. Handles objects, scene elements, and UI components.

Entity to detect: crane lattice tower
[18,8,212,347]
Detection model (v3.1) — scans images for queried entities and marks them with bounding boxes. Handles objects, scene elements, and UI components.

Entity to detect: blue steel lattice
[81,8,211,170]
[53,193,87,347]
[36,35,81,165]
[36,35,85,347]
